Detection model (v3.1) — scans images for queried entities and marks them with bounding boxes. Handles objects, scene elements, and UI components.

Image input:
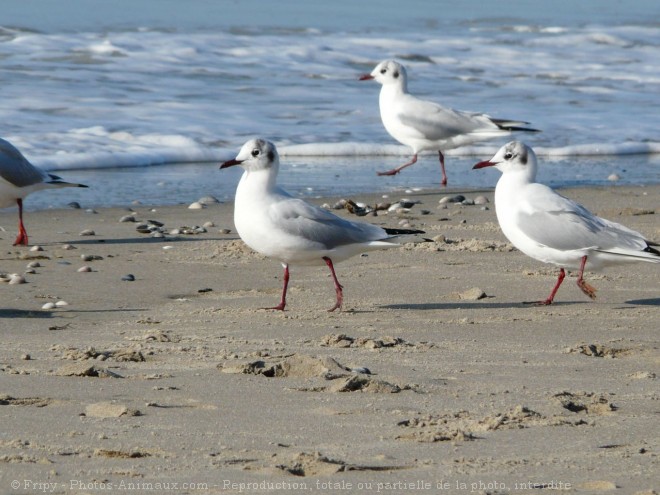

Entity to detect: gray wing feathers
[518,190,649,252]
[269,199,388,250]
[397,98,500,141]
[0,138,48,187]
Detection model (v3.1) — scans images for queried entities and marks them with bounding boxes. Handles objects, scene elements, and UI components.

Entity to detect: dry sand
[0,185,658,494]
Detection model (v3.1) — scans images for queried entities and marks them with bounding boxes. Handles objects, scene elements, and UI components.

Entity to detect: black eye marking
[393,71,399,78]
[380,68,387,74]
[504,152,514,160]
[520,152,527,165]
[267,151,275,162]
[251,149,260,157]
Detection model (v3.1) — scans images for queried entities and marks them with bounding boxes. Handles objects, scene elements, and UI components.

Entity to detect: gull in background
[221,138,424,311]
[360,59,539,185]
[474,141,660,304]
[0,138,88,246]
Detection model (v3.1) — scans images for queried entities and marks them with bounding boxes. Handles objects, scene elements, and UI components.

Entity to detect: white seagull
[0,138,88,246]
[360,59,539,186]
[473,141,660,304]
[220,138,424,311]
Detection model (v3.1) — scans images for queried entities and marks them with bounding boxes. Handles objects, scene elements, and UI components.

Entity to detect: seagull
[0,138,88,246]
[220,138,424,311]
[473,141,660,304]
[360,59,539,186]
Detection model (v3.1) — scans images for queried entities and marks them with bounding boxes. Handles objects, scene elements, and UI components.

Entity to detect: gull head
[473,141,537,178]
[220,138,279,172]
[360,59,407,87]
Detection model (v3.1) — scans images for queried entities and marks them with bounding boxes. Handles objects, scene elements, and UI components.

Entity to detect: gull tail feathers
[595,245,660,263]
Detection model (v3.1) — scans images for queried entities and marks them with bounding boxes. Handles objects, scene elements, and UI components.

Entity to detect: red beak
[220,158,243,169]
[359,74,374,81]
[473,160,497,170]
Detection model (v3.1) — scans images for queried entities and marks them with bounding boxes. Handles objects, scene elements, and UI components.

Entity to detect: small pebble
[474,195,490,205]
[608,173,620,182]
[420,209,431,215]
[9,274,26,285]
[68,201,81,209]
[42,302,56,310]
[80,254,103,262]
[77,266,92,272]
[151,232,165,238]
[162,246,174,250]
[387,203,406,212]
[481,206,490,211]
[198,195,220,205]
[24,268,36,275]
[121,274,136,282]
[85,208,98,214]
[21,354,31,361]
[61,244,77,250]
[55,300,69,307]
[202,221,215,228]
[79,229,96,236]
[119,215,136,223]
[352,367,372,375]
[188,201,205,210]
[27,261,41,268]
[461,198,475,206]
[219,228,231,234]
[29,245,44,252]
[399,198,419,208]
[439,194,465,204]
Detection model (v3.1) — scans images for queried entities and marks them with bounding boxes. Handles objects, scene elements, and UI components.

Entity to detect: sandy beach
[0,185,658,494]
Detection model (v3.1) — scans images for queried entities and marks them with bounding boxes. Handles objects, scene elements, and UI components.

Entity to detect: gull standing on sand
[473,141,660,304]
[0,138,88,246]
[221,138,423,311]
[360,60,539,185]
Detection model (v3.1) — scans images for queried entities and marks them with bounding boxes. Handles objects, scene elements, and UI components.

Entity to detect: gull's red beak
[359,74,374,81]
[220,158,243,169]
[473,160,497,170]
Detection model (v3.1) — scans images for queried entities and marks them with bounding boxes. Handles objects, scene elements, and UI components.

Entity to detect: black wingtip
[384,227,425,235]
[644,243,660,256]
[490,118,541,133]
[502,125,541,133]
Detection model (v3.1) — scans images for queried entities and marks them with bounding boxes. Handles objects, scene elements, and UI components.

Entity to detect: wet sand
[0,185,658,494]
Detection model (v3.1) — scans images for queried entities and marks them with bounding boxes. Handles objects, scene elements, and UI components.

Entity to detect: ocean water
[1,0,659,210]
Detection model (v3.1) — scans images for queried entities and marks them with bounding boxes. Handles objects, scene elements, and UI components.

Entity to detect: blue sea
[1,0,659,210]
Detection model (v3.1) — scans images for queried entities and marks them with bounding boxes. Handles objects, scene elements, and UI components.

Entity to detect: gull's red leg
[439,150,447,186]
[525,268,566,306]
[322,257,343,312]
[265,264,289,311]
[377,154,418,176]
[13,198,29,246]
[576,255,597,300]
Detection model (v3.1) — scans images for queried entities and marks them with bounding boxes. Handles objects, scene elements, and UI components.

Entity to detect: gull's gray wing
[0,138,47,187]
[515,184,648,252]
[396,95,500,141]
[268,195,388,250]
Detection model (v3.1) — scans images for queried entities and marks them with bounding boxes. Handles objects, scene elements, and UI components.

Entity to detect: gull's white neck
[379,79,408,103]
[494,168,534,217]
